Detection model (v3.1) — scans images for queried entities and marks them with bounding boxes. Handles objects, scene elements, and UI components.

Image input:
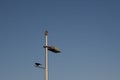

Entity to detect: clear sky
[0,0,120,80]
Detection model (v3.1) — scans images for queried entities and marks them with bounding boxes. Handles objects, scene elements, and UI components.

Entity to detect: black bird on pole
[35,63,42,67]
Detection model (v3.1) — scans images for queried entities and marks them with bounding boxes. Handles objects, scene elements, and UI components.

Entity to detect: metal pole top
[45,30,48,36]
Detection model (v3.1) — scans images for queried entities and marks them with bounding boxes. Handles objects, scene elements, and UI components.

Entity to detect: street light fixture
[34,30,61,80]
[43,46,61,53]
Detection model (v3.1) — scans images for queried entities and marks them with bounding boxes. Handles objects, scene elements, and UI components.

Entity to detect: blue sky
[0,0,120,80]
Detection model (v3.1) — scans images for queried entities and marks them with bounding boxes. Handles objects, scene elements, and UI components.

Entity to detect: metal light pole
[45,31,48,80]
[34,30,61,80]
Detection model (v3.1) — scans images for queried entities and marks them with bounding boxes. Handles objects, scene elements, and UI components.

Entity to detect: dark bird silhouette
[35,63,41,67]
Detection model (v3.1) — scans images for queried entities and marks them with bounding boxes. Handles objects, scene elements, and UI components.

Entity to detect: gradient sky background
[0,0,120,80]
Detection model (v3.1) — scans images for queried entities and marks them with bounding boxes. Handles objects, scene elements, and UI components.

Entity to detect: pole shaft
[45,31,48,80]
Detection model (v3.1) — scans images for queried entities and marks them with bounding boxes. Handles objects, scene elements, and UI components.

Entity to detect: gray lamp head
[43,46,61,53]
[48,46,61,53]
